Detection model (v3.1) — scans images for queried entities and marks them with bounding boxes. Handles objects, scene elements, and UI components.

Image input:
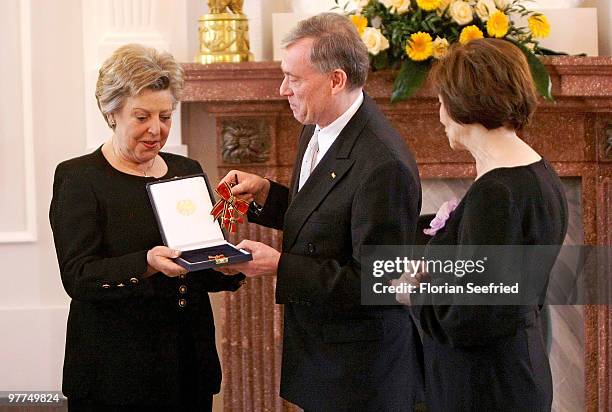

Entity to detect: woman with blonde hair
[50,44,244,411]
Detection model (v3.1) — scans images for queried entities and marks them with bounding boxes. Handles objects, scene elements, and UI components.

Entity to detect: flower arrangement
[342,0,556,102]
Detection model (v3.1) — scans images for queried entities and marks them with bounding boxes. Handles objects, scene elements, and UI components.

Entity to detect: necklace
[143,156,156,177]
[110,142,156,177]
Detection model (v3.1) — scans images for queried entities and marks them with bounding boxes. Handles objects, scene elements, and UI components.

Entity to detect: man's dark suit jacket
[249,94,424,410]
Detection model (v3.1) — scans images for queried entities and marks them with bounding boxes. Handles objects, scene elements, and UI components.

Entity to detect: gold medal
[208,254,229,264]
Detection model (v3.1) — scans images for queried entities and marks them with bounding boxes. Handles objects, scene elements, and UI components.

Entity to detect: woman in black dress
[395,39,568,411]
[49,44,245,411]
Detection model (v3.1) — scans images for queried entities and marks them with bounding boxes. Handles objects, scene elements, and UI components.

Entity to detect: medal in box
[146,174,252,271]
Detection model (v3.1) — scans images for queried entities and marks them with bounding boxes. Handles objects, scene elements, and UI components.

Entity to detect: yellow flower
[459,25,484,44]
[405,32,433,61]
[486,11,509,38]
[416,0,441,11]
[349,14,368,35]
[432,36,449,59]
[528,14,551,38]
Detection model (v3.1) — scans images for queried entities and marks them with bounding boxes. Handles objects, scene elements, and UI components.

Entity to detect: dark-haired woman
[402,39,567,412]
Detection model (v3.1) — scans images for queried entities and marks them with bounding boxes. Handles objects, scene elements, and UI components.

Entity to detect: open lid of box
[146,174,227,251]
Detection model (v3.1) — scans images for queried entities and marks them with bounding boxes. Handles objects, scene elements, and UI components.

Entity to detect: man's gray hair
[282,12,369,90]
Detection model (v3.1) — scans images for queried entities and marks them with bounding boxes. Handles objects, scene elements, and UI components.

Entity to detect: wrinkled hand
[146,246,188,277]
[219,170,270,206]
[217,240,280,277]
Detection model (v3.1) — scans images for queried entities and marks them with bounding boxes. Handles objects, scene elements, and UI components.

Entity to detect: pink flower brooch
[423,198,459,236]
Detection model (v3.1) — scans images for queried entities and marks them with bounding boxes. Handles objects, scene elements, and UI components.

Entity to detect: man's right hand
[220,170,270,206]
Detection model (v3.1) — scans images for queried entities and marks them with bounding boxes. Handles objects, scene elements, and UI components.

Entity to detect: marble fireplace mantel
[181,57,612,412]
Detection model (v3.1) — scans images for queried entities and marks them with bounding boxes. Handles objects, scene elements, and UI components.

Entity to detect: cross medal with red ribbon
[210,181,249,232]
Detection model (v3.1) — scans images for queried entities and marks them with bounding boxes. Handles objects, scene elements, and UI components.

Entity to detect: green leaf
[514,42,553,101]
[537,46,569,56]
[371,51,389,71]
[391,59,431,103]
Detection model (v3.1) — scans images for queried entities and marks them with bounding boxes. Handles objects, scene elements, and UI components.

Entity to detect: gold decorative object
[196,0,253,64]
[176,199,197,216]
[208,254,229,264]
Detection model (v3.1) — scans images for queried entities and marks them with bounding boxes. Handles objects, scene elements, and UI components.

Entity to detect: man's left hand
[218,240,280,277]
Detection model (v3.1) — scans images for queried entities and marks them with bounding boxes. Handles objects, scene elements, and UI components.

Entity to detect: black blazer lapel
[282,95,373,249]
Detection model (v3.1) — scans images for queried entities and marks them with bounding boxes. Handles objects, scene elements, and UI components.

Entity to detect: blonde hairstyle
[282,12,369,90]
[95,44,184,129]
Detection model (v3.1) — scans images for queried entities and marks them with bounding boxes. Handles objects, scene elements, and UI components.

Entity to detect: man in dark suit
[221,12,423,411]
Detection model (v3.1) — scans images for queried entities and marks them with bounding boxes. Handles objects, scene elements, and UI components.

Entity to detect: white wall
[0,0,195,393]
[583,0,612,55]
[81,0,189,153]
[0,0,84,390]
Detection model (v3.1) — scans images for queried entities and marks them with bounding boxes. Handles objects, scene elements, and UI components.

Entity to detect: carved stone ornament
[221,119,270,164]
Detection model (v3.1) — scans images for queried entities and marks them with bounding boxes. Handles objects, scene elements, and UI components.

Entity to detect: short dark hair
[282,12,370,90]
[431,38,538,131]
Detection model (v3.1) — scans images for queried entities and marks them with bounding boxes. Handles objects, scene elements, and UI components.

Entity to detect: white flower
[436,0,453,16]
[380,0,411,14]
[493,0,508,9]
[449,1,474,25]
[352,0,371,12]
[361,27,390,55]
[474,0,497,21]
[432,36,450,59]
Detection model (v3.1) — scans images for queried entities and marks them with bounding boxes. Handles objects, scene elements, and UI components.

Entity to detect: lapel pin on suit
[331,171,336,179]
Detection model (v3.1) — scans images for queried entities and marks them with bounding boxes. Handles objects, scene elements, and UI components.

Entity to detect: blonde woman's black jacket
[50,148,244,406]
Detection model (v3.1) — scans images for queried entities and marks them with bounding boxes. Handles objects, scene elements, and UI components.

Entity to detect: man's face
[280,38,333,125]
